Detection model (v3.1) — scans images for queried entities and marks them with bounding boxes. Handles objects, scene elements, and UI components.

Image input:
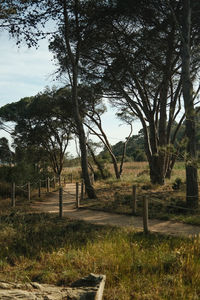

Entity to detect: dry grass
[1,213,200,299]
[0,161,200,299]
[82,162,200,225]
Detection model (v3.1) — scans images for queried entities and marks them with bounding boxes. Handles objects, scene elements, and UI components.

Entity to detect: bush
[134,150,147,162]
[94,168,112,180]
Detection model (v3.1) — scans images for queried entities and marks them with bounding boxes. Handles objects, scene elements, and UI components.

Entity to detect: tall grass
[83,161,200,225]
[0,213,200,299]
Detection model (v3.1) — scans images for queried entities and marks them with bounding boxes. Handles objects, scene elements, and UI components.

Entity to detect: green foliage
[99,150,112,163]
[0,137,13,165]
[99,131,147,162]
[0,87,74,180]
[63,156,81,168]
[94,168,112,180]
[0,166,12,183]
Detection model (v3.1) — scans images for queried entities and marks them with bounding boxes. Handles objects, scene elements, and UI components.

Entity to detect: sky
[0,30,141,156]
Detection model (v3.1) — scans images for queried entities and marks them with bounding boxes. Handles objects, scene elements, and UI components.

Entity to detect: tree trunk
[181,0,198,208]
[149,155,165,185]
[146,122,166,185]
[62,0,96,199]
[87,144,107,179]
[111,154,120,179]
[165,154,176,179]
[72,69,96,199]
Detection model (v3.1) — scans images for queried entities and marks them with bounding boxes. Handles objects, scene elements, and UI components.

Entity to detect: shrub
[172,177,182,190]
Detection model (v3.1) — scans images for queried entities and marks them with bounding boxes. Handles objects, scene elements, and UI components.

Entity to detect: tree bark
[62,0,96,198]
[149,155,165,185]
[181,0,198,208]
[72,69,96,198]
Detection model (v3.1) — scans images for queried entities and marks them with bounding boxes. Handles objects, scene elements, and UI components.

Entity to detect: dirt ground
[31,183,200,238]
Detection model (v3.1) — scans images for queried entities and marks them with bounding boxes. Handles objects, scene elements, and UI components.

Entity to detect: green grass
[1,213,200,299]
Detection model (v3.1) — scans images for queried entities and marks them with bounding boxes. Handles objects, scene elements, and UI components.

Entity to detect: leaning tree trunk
[181,0,198,208]
[62,0,96,199]
[87,144,107,180]
[165,153,177,179]
[72,70,96,199]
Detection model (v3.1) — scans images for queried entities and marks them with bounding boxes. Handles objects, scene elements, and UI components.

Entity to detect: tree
[86,140,109,180]
[84,104,133,179]
[47,0,99,198]
[81,0,200,185]
[0,137,13,166]
[0,0,43,47]
[180,0,199,207]
[110,130,147,162]
[72,83,133,178]
[0,88,73,182]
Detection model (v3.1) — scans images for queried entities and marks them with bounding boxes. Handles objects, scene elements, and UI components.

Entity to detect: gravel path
[31,183,200,238]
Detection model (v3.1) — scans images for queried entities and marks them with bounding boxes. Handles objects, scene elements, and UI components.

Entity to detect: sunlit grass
[82,161,200,225]
[0,213,200,299]
[0,161,200,299]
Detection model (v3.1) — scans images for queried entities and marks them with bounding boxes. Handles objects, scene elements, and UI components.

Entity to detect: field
[0,161,200,299]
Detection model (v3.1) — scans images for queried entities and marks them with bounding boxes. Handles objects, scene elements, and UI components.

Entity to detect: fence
[58,180,85,218]
[9,174,80,208]
[5,174,199,234]
[130,184,200,234]
[8,174,86,219]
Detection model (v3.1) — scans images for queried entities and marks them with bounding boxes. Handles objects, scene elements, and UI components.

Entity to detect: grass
[83,183,200,225]
[0,161,200,299]
[1,213,200,299]
[81,161,200,226]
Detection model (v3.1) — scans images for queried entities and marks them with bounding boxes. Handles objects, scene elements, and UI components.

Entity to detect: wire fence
[129,184,200,233]
[1,171,199,234]
[0,174,71,208]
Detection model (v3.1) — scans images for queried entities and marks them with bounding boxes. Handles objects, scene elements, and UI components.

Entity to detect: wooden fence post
[27,182,31,201]
[76,182,79,208]
[132,185,137,214]
[143,197,149,234]
[59,187,63,218]
[47,177,50,193]
[38,180,41,198]
[80,180,84,203]
[71,173,73,183]
[90,173,94,185]
[11,182,15,207]
[53,176,56,188]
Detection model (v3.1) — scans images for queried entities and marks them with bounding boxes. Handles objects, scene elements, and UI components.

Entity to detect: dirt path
[31,183,200,238]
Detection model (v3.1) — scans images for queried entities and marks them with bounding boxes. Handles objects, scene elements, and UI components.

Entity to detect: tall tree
[181,0,199,207]
[2,0,98,198]
[81,0,200,185]
[47,0,97,197]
